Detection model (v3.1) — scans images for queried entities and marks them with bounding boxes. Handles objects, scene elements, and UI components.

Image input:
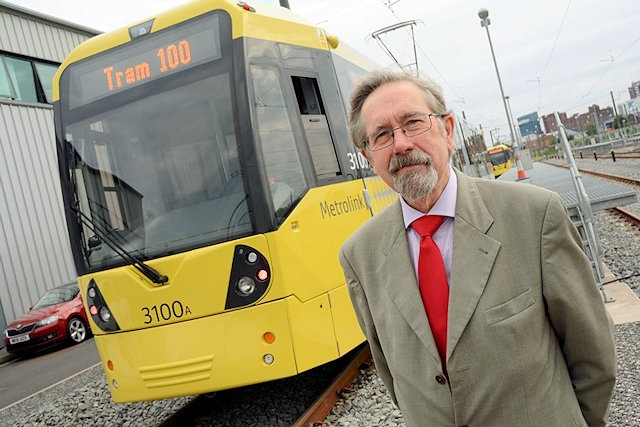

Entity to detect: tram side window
[250,65,307,221]
[292,76,324,115]
[292,76,340,181]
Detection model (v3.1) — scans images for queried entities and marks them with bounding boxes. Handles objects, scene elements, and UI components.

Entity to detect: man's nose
[392,127,414,152]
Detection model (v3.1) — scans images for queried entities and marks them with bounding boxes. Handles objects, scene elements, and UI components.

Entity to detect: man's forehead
[368,110,426,127]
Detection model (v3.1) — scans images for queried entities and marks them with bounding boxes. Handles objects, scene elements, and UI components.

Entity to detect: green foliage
[612,115,628,129]
[585,122,597,136]
[544,145,558,156]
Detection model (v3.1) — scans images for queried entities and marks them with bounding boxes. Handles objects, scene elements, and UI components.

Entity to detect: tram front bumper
[96,298,298,402]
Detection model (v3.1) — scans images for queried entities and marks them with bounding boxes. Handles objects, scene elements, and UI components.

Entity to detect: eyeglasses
[364,113,443,151]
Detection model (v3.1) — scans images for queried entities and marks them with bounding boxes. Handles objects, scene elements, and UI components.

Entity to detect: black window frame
[0,50,59,104]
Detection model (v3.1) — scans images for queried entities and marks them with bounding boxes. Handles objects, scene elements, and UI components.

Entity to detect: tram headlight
[99,306,112,323]
[246,251,258,264]
[226,245,271,309]
[86,279,120,332]
[236,276,256,296]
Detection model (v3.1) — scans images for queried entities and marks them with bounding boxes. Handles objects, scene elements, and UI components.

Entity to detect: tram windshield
[57,14,251,271]
[488,149,509,165]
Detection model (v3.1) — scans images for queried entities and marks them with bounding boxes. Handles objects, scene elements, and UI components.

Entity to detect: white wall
[0,2,97,334]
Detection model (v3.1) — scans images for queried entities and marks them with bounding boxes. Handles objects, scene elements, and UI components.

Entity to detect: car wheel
[67,317,87,344]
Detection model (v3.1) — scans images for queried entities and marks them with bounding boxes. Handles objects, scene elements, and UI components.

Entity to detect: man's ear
[443,114,455,150]
[360,148,379,174]
[360,148,372,165]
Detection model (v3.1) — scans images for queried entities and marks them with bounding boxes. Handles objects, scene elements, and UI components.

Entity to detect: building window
[0,53,59,104]
[34,62,59,103]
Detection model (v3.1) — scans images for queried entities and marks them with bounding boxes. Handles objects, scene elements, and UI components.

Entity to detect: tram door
[291,76,340,182]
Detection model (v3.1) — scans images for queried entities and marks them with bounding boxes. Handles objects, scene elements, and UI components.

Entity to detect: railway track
[607,207,640,231]
[575,169,640,188]
[545,160,640,188]
[545,160,640,230]
[293,344,372,427]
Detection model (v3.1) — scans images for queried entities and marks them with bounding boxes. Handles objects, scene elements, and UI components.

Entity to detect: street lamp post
[505,95,520,148]
[478,8,517,152]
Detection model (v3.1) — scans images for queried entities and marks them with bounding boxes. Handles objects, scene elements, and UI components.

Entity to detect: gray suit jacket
[339,169,616,426]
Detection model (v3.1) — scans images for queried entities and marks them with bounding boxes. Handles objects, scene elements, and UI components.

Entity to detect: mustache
[389,150,433,174]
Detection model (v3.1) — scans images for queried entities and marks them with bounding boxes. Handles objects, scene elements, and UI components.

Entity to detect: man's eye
[405,118,424,128]
[374,130,391,143]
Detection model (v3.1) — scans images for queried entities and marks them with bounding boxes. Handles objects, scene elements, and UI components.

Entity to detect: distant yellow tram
[52,0,395,402]
[487,144,514,178]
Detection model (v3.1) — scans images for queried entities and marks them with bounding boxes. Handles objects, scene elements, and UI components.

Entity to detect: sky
[9,0,640,141]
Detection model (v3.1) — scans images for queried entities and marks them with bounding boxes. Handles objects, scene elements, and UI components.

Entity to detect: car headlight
[35,315,59,327]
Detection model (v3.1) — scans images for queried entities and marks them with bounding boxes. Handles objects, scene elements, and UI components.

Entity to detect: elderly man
[339,70,616,426]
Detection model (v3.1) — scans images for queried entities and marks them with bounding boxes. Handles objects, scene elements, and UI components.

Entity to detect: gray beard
[389,150,439,201]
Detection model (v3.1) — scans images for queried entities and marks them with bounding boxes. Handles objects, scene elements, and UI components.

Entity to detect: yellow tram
[486,144,513,178]
[52,0,396,402]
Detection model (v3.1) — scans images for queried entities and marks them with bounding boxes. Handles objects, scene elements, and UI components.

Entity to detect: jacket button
[435,375,447,384]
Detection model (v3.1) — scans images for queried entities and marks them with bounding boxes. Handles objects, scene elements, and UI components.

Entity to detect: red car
[3,282,91,355]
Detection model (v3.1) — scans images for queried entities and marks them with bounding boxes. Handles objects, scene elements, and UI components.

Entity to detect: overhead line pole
[478,8,518,152]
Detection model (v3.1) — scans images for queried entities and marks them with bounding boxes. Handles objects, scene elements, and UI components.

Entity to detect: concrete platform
[604,282,640,325]
[499,162,638,212]
[602,266,640,325]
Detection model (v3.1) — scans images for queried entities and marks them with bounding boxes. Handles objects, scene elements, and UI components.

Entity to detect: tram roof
[53,0,379,101]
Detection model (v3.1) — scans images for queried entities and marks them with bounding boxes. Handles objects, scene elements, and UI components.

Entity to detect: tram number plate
[9,334,30,345]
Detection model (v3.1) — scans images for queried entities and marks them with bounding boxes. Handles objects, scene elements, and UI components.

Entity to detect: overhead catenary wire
[375,0,488,123]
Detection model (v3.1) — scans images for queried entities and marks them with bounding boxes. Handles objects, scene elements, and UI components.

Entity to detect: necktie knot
[412,215,445,237]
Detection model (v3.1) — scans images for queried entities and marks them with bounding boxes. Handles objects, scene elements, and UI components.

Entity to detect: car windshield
[32,284,79,310]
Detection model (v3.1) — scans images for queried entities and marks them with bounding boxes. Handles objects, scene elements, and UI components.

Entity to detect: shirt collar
[401,164,457,230]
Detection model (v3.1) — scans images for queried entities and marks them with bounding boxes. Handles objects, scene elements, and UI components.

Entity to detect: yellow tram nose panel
[80,235,271,333]
[284,284,366,374]
[97,298,296,403]
[285,293,337,373]
[328,284,366,354]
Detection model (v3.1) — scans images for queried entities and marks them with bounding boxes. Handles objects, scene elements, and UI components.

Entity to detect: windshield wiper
[70,203,169,285]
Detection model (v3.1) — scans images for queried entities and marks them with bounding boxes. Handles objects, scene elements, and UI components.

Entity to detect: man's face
[360,80,455,205]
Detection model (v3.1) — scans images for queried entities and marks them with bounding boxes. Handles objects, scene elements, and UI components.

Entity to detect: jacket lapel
[378,201,442,362]
[374,173,502,363]
[447,171,501,358]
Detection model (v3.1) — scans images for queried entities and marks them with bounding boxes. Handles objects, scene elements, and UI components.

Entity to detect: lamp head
[478,8,489,19]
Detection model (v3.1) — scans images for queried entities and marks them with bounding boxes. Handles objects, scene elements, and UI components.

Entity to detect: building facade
[517,112,541,137]
[541,105,615,135]
[0,1,98,342]
[628,80,640,100]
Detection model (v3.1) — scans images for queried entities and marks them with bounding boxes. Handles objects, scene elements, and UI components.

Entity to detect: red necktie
[412,215,449,365]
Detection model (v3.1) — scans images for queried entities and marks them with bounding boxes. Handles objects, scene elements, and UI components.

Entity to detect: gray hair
[348,70,451,150]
